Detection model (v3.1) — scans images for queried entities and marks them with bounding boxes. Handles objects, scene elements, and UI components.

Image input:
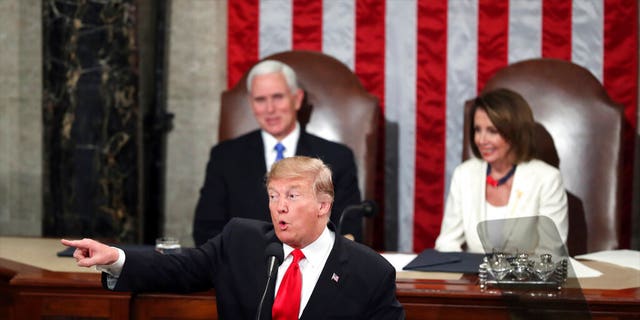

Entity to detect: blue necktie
[274,143,285,162]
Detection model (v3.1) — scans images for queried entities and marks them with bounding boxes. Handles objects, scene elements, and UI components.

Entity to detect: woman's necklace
[486,164,517,187]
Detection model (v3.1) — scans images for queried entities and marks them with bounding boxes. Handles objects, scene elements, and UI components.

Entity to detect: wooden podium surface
[1,237,639,319]
[0,237,130,319]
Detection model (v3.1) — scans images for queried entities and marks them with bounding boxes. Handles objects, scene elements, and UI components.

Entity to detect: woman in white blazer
[434,88,568,255]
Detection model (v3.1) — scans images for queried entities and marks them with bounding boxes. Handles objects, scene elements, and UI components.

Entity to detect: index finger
[61,239,82,248]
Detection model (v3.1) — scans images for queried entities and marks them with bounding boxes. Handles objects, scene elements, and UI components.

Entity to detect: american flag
[227,0,638,252]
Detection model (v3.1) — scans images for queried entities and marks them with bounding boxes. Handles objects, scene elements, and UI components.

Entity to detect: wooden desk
[127,259,640,320]
[0,257,130,319]
[396,276,640,319]
[0,237,130,319]
[1,237,638,319]
[131,274,640,320]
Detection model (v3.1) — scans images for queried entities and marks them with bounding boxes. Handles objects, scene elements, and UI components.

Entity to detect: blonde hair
[266,156,334,203]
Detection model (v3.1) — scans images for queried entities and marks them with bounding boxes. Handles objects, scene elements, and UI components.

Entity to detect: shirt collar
[282,225,335,269]
[262,122,300,168]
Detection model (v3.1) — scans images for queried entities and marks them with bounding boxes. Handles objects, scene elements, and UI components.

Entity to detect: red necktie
[272,249,304,320]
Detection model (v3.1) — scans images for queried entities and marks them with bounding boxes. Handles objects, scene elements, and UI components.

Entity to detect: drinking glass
[155,237,181,254]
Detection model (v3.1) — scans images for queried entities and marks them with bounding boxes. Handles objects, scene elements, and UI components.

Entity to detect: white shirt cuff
[95,247,126,278]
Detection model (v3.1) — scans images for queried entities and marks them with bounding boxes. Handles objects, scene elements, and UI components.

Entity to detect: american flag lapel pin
[331,272,340,283]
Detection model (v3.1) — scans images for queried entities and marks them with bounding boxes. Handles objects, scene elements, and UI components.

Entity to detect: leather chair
[462,58,625,255]
[219,50,381,247]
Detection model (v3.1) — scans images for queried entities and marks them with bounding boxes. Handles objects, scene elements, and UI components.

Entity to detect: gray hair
[246,60,299,93]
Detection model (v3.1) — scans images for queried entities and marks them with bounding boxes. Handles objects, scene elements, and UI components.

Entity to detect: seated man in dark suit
[193,60,362,246]
[62,156,404,320]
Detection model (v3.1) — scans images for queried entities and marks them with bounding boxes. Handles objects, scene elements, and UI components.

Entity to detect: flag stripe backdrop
[227,0,638,252]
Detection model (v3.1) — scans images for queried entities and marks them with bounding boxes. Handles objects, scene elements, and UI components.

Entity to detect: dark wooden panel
[133,292,217,320]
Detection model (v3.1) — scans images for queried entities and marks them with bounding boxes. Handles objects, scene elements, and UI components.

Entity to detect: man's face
[250,73,303,140]
[268,176,330,248]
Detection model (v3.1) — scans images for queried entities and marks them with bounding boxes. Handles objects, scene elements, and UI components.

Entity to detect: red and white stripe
[227,0,638,253]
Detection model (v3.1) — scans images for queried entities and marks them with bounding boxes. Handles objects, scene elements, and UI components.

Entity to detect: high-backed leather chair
[462,58,625,255]
[219,50,380,246]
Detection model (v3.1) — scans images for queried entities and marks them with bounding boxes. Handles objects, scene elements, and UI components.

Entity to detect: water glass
[155,237,181,254]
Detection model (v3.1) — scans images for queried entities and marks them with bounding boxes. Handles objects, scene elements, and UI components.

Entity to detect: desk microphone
[338,200,378,234]
[255,242,283,320]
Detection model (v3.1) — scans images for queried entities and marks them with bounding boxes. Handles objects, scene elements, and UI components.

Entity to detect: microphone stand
[255,257,278,320]
[338,200,378,235]
[338,204,361,235]
[256,243,282,320]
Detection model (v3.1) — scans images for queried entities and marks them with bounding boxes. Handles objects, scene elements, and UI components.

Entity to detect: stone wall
[0,0,43,236]
[163,0,227,247]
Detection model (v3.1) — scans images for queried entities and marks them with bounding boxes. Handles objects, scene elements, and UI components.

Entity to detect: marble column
[42,0,141,242]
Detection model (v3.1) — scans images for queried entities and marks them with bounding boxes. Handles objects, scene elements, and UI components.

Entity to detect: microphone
[338,200,378,234]
[255,242,283,320]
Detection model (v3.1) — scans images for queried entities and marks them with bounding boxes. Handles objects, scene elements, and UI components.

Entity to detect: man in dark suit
[62,156,404,320]
[193,59,362,246]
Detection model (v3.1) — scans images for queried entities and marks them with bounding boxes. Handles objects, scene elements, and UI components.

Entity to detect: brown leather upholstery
[219,50,380,246]
[462,58,625,255]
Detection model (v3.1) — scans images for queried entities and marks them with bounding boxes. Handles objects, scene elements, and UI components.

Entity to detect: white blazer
[434,158,568,254]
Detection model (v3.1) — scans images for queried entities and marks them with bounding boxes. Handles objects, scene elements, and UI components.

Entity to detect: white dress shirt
[97,247,126,289]
[484,203,508,251]
[261,122,300,171]
[275,226,335,318]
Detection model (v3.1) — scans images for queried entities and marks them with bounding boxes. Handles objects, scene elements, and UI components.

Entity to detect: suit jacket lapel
[295,131,313,157]
[300,224,347,319]
[247,131,268,174]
